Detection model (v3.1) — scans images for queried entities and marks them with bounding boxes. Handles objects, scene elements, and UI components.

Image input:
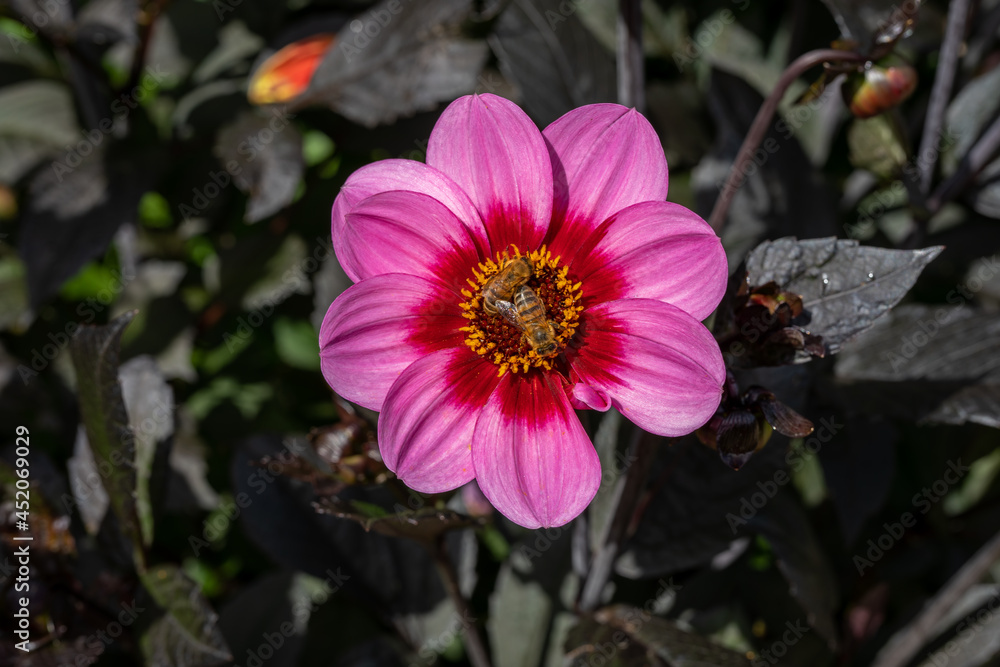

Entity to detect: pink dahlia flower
[320,94,727,528]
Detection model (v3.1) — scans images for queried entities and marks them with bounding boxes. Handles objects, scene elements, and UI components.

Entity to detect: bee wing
[494,300,523,329]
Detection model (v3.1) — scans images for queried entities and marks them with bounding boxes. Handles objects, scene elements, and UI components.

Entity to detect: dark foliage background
[1,0,1000,666]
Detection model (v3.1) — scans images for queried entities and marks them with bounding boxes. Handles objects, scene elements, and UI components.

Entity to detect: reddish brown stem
[707,49,869,233]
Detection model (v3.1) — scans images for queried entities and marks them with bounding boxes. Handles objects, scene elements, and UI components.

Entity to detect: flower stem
[617,0,645,112]
[926,112,1000,214]
[917,0,971,194]
[707,49,868,232]
[432,536,492,667]
[121,0,170,99]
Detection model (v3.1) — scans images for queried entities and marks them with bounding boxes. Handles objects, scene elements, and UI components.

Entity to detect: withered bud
[716,409,769,471]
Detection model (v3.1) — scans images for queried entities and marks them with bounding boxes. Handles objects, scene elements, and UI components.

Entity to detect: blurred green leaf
[139,191,174,228]
[59,261,122,301]
[848,115,908,178]
[0,253,29,331]
[274,317,320,370]
[303,130,335,167]
[944,449,1000,516]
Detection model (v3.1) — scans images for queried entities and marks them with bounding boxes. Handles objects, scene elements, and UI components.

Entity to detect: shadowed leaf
[213,111,304,223]
[565,605,751,666]
[489,0,616,127]
[231,435,447,617]
[618,438,786,577]
[751,492,840,648]
[18,147,155,307]
[292,0,488,127]
[836,305,1000,427]
[0,81,78,184]
[313,500,483,542]
[490,527,573,667]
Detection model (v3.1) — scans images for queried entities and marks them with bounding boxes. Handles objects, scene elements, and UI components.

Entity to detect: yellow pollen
[458,244,585,376]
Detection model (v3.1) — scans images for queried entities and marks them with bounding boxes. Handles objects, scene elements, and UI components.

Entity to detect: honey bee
[482,256,533,314]
[495,285,559,358]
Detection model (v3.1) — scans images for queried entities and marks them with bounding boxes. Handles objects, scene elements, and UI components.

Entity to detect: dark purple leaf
[231,436,447,617]
[67,311,143,553]
[745,237,942,355]
[836,304,1000,427]
[19,147,156,307]
[489,0,616,127]
[565,605,751,666]
[214,110,303,223]
[819,415,897,544]
[139,564,232,667]
[297,0,488,127]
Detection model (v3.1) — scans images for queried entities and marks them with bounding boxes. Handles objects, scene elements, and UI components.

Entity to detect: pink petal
[472,372,601,528]
[543,104,668,261]
[337,191,486,290]
[567,299,725,437]
[571,201,727,321]
[569,383,612,411]
[319,274,466,411]
[331,159,486,254]
[379,348,500,493]
[427,94,553,253]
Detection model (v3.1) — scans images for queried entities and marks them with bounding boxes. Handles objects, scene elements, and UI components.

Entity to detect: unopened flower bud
[842,63,917,119]
[248,34,336,105]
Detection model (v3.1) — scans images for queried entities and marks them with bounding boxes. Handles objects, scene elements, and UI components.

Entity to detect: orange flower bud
[248,34,336,105]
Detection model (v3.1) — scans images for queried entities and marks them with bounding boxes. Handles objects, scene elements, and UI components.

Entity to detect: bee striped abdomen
[513,286,546,323]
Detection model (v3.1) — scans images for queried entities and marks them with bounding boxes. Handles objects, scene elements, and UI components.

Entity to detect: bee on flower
[320,94,728,528]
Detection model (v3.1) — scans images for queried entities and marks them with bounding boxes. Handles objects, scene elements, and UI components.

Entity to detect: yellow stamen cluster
[459,245,584,377]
